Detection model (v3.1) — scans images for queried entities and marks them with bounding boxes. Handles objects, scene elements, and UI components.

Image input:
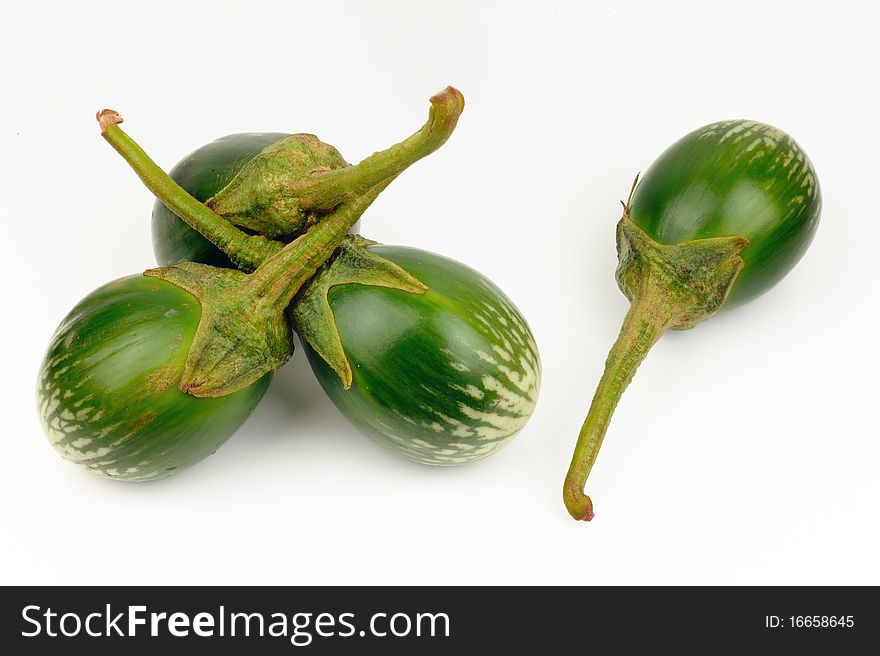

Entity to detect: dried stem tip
[97,109,123,134]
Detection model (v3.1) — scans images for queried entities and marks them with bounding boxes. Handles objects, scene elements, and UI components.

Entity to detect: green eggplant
[628,119,820,306]
[37,275,271,481]
[303,245,540,465]
[564,120,821,520]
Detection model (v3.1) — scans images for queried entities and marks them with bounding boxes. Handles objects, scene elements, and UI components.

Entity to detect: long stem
[563,279,677,521]
[97,110,281,272]
[563,216,749,521]
[292,86,465,210]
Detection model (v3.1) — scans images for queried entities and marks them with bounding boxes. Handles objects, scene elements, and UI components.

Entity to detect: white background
[2,1,878,585]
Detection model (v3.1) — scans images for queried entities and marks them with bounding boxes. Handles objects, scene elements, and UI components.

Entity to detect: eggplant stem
[563,279,674,521]
[98,111,282,272]
[292,86,465,210]
[564,213,748,521]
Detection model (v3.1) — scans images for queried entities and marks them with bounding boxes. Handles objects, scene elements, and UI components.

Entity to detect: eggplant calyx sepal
[205,135,350,238]
[291,235,427,389]
[616,214,750,330]
[145,262,293,398]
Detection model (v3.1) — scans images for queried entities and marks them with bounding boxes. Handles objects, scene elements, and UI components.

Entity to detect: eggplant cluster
[37,89,541,481]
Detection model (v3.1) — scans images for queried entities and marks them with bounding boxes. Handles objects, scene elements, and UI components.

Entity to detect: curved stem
[563,216,748,521]
[284,86,464,210]
[97,109,282,272]
[563,279,676,521]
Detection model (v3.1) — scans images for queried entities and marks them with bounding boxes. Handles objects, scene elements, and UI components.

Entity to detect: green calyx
[563,189,749,521]
[616,214,749,331]
[144,263,290,398]
[205,135,349,238]
[291,235,428,389]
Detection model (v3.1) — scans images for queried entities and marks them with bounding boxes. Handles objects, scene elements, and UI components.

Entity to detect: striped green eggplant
[628,119,821,307]
[302,245,540,465]
[37,275,271,481]
[564,119,821,521]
